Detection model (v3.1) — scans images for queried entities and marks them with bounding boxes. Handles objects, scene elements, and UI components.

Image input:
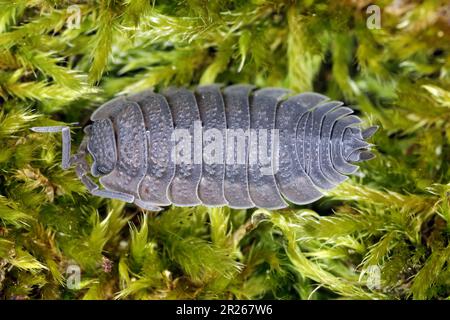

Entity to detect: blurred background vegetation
[0,0,449,299]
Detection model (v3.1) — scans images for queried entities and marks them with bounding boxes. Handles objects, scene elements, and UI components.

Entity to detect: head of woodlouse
[85,118,118,177]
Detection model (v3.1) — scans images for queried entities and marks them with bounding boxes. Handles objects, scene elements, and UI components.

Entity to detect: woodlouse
[32,84,378,211]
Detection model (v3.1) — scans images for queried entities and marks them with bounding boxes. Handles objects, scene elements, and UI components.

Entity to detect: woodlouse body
[32,85,377,211]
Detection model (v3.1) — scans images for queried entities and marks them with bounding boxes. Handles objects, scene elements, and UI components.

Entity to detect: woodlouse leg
[31,126,72,169]
[31,125,138,204]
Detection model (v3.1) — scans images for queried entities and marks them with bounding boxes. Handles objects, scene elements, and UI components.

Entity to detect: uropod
[32,85,378,211]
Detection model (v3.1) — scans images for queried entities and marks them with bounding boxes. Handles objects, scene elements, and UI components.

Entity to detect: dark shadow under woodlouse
[31,84,378,211]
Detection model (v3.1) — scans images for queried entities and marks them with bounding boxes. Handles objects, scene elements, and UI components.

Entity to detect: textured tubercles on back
[127,91,176,206]
[319,107,354,185]
[163,87,202,206]
[307,101,342,190]
[195,85,228,207]
[276,92,377,205]
[90,96,127,121]
[275,93,327,205]
[248,88,289,210]
[222,85,255,209]
[87,119,117,176]
[330,115,362,175]
[99,101,148,198]
[86,86,378,211]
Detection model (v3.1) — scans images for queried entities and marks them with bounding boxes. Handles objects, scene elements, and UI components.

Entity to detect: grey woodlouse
[32,84,378,211]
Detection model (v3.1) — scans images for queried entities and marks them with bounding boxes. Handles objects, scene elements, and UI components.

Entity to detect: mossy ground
[0,0,449,300]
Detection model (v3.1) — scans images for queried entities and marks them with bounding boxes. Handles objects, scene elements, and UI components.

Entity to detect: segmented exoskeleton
[32,85,377,211]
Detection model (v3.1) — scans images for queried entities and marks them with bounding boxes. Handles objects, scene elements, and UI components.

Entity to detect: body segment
[128,91,175,206]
